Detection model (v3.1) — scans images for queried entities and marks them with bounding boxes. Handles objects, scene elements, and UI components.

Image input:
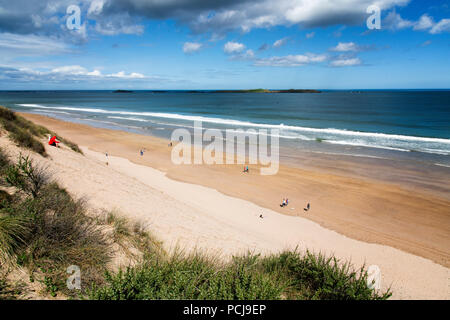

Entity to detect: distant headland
[210,89,321,93]
[122,89,322,93]
[113,89,134,93]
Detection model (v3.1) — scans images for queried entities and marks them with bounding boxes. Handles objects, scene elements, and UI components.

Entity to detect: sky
[0,0,449,90]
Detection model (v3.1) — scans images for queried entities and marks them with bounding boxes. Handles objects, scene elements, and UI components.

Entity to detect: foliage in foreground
[88,249,391,300]
[0,151,109,297]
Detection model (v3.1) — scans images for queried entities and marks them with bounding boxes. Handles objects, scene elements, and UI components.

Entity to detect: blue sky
[0,0,449,89]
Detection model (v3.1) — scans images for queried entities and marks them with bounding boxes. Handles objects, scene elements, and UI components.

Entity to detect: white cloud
[384,10,414,30]
[430,19,450,34]
[1,64,148,81]
[331,42,359,52]
[0,0,411,41]
[384,11,450,34]
[94,21,144,36]
[183,42,203,53]
[306,32,315,39]
[224,41,245,54]
[88,0,105,15]
[273,37,288,48]
[108,71,146,79]
[0,33,71,56]
[413,14,434,31]
[254,53,327,67]
[230,49,255,61]
[330,57,362,67]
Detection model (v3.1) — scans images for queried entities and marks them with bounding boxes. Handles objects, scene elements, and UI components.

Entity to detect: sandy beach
[2,113,447,299]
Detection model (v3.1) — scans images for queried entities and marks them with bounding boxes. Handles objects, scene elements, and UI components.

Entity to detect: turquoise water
[1,90,449,165]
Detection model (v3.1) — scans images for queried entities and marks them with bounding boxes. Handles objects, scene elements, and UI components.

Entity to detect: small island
[213,89,321,93]
[113,90,134,93]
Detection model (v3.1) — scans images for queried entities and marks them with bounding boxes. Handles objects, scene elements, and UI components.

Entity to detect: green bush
[5,155,50,198]
[0,214,30,266]
[89,249,391,300]
[89,251,287,300]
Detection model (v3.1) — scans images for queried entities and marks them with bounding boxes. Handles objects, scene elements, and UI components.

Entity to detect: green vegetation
[0,152,109,298]
[0,277,24,300]
[0,106,82,155]
[88,249,390,300]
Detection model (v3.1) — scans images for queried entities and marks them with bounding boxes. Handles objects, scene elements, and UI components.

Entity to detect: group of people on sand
[280,198,289,207]
[243,165,249,173]
[279,197,311,212]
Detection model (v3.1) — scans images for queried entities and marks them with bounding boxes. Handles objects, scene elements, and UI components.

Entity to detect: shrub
[0,214,30,266]
[5,155,50,198]
[88,251,287,300]
[17,183,111,295]
[259,250,391,300]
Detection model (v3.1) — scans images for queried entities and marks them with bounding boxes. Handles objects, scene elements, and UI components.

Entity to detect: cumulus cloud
[384,10,414,30]
[430,19,450,34]
[329,57,362,67]
[224,41,245,54]
[384,11,450,34]
[413,14,434,31]
[331,42,359,52]
[273,37,288,48]
[254,53,327,67]
[0,0,410,40]
[183,42,203,53]
[0,64,148,82]
[229,49,255,61]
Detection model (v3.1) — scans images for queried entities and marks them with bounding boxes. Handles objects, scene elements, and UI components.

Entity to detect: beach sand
[5,113,449,299]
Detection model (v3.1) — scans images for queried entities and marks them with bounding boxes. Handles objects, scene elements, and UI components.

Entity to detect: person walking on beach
[140,149,144,156]
[286,198,289,206]
[304,202,310,212]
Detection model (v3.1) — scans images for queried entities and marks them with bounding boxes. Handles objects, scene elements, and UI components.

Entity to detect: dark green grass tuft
[88,249,391,300]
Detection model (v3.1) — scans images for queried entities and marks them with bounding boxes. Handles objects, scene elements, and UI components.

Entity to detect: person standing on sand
[304,202,310,212]
[140,149,144,156]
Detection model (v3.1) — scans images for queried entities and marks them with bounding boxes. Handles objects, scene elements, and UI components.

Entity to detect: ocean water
[1,90,449,166]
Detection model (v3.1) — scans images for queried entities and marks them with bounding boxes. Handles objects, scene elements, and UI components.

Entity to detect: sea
[1,90,449,168]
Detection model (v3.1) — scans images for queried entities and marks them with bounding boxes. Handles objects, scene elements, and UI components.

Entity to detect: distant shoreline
[114,89,322,94]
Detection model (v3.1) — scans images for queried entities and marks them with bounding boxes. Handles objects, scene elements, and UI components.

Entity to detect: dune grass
[0,106,82,155]
[88,248,391,300]
[0,151,109,297]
